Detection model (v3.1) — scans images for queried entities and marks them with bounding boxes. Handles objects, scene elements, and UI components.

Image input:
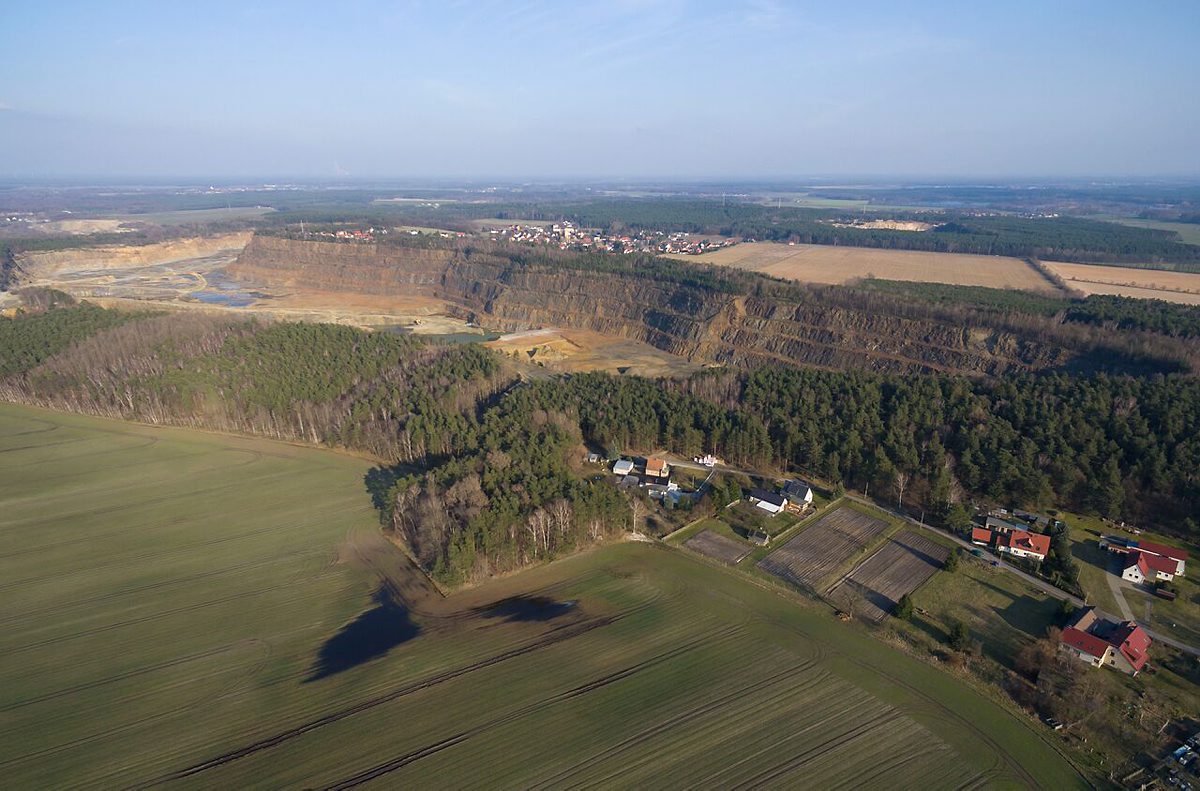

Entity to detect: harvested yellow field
[1044,262,1200,305]
[666,242,1055,292]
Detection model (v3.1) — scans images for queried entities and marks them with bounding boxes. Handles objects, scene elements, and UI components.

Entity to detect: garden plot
[829,531,949,623]
[757,507,890,590]
[684,530,752,565]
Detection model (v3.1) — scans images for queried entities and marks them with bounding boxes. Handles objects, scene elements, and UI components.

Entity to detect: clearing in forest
[667,242,1055,292]
[0,405,1082,789]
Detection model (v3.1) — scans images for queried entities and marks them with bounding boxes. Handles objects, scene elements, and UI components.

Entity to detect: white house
[612,459,635,477]
[1122,551,1177,584]
[748,488,787,515]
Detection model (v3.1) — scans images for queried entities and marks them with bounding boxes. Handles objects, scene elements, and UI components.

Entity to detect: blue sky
[1,0,1197,179]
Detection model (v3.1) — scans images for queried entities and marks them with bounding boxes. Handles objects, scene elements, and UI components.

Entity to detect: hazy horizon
[2,1,1198,180]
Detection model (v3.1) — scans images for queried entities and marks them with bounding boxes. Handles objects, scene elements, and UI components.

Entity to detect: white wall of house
[1123,565,1145,584]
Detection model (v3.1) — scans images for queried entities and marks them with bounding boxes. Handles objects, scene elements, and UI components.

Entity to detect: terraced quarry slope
[232,235,1132,377]
[0,405,1084,788]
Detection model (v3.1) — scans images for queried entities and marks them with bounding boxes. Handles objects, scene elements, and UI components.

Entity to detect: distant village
[486,221,737,256]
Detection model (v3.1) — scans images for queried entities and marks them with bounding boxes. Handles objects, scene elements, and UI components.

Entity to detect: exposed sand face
[1044,262,1200,304]
[15,233,252,279]
[665,242,1055,292]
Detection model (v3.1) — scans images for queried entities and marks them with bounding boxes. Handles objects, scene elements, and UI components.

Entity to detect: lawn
[906,555,1065,670]
[0,405,1085,788]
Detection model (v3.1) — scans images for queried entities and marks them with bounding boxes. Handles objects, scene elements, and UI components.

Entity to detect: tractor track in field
[729,709,906,789]
[0,436,89,456]
[0,640,272,774]
[0,639,266,712]
[0,508,316,594]
[5,565,342,655]
[529,661,822,790]
[0,455,285,534]
[0,417,59,438]
[0,435,160,469]
[138,606,659,787]
[318,626,746,791]
[0,548,325,628]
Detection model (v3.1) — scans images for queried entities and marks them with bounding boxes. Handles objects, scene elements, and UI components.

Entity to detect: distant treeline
[304,197,1200,267]
[3,302,1200,586]
[862,279,1200,340]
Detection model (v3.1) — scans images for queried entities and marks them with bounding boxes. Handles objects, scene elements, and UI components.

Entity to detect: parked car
[1042,716,1064,730]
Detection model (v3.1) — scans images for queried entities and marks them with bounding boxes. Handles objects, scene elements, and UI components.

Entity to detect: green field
[0,405,1084,788]
[1100,217,1200,246]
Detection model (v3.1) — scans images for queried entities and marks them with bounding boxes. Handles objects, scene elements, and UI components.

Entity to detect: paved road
[843,494,1200,659]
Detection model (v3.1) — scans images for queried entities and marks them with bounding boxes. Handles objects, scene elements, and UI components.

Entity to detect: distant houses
[1059,607,1151,676]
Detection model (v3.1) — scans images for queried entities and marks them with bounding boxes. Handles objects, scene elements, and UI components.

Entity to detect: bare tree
[894,471,909,511]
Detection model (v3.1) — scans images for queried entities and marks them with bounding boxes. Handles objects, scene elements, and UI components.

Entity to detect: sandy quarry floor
[487,328,703,378]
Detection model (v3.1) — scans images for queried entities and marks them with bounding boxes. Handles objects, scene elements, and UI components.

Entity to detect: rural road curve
[842,494,1200,659]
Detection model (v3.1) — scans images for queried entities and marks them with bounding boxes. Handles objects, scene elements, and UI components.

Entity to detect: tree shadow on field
[307,587,420,681]
[474,595,577,623]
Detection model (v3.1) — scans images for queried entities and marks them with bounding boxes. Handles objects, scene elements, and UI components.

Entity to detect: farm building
[970,527,993,546]
[996,529,1050,562]
[612,459,635,477]
[782,480,814,505]
[1059,607,1151,676]
[644,458,670,480]
[1122,551,1178,584]
[748,488,787,515]
[985,516,1021,534]
[1099,536,1187,576]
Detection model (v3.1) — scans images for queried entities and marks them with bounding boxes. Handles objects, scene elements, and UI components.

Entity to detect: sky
[1,0,1198,180]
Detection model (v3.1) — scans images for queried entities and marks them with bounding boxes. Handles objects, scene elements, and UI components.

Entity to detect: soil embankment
[230,235,1157,377]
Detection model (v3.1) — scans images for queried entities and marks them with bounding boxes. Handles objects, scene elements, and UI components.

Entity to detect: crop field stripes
[319,626,748,790]
[143,605,679,786]
[0,407,1086,789]
[756,507,890,590]
[828,531,950,623]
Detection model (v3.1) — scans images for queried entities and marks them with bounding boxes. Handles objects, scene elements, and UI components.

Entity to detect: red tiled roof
[1109,622,1151,672]
[971,527,992,543]
[1061,627,1111,660]
[1137,540,1188,562]
[1001,529,1050,557]
[645,458,667,475]
[1127,551,1177,575]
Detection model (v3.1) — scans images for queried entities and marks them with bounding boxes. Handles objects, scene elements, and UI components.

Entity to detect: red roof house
[997,529,1051,561]
[1061,627,1113,665]
[970,527,993,545]
[1123,551,1179,583]
[1109,622,1151,674]
[1059,607,1151,675]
